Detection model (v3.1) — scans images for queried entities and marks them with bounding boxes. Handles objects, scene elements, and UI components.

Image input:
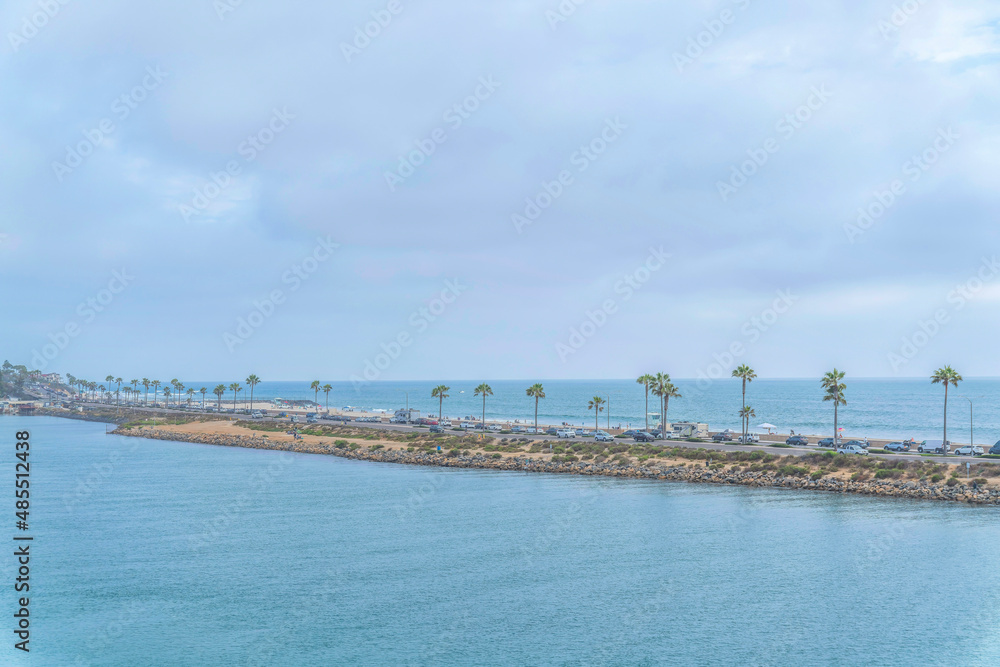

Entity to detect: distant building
[39,373,62,384]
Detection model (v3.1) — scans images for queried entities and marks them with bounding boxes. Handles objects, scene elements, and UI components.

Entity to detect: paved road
[73,401,997,466]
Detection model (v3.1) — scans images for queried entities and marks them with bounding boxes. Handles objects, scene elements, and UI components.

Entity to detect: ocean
[6,415,1000,666]
[156,378,1000,443]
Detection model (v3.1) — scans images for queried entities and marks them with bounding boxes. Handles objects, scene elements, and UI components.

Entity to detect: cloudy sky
[2,0,999,382]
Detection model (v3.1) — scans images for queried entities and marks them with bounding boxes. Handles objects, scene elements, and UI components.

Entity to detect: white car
[487,424,501,431]
[738,434,759,444]
[460,422,474,429]
[557,429,576,439]
[595,431,614,442]
[954,445,984,456]
[837,444,869,455]
[439,421,453,427]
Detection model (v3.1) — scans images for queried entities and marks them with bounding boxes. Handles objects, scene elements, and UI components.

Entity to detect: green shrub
[946,477,959,487]
[973,478,988,486]
[811,471,825,481]
[930,473,944,483]
[491,453,502,459]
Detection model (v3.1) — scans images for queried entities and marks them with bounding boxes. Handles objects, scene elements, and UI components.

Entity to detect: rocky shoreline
[111,426,1000,506]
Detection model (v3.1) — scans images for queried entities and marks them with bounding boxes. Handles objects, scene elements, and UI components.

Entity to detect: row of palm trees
[67,374,272,414]
[734,364,963,445]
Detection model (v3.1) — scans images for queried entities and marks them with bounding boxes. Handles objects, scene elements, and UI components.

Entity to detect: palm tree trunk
[741,380,747,441]
[439,397,443,420]
[644,387,649,432]
[943,385,948,444]
[250,386,254,412]
[482,395,486,427]
[534,397,539,433]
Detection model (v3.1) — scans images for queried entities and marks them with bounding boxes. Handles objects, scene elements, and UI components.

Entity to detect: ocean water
[153,378,1000,442]
[7,415,1000,666]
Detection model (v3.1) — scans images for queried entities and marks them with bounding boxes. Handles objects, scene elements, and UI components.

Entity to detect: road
[68,400,998,466]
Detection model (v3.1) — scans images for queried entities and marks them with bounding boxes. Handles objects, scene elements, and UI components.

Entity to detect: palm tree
[142,378,151,406]
[322,384,332,412]
[130,379,139,397]
[112,376,123,409]
[172,380,185,408]
[162,385,170,407]
[931,366,963,446]
[588,396,605,432]
[310,380,321,408]
[200,387,207,409]
[821,369,846,445]
[151,380,160,406]
[732,365,757,442]
[651,373,670,437]
[229,382,242,411]
[526,383,545,434]
[663,382,681,432]
[186,388,195,405]
[474,383,493,428]
[246,374,261,412]
[739,406,756,439]
[213,384,226,409]
[636,374,655,432]
[431,385,450,419]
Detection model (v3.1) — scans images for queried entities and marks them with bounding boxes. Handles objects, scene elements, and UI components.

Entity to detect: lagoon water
[179,377,1000,442]
[8,415,1000,666]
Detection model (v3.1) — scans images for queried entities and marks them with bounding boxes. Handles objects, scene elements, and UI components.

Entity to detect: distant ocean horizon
[141,377,1000,443]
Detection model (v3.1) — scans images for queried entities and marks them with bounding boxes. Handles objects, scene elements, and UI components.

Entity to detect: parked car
[817,438,836,448]
[575,429,589,437]
[545,428,559,436]
[429,425,445,433]
[487,424,501,431]
[634,431,656,442]
[621,430,638,438]
[662,432,678,440]
[738,434,759,444]
[712,432,733,442]
[954,445,984,456]
[251,411,263,419]
[991,441,1000,455]
[556,429,576,439]
[918,440,948,454]
[884,441,910,452]
[842,439,868,449]
[837,444,869,455]
[595,431,614,442]
[510,426,524,433]
[439,421,452,427]
[786,435,809,446]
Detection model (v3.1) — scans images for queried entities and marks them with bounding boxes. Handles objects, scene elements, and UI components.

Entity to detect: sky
[1,0,999,383]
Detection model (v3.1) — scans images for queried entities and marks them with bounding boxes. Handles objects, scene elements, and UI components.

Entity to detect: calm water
[160,378,1000,442]
[8,415,1000,666]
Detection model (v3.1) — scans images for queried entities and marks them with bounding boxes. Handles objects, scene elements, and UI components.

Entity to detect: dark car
[990,441,1000,455]
[844,440,869,449]
[545,427,559,436]
[884,441,910,452]
[817,438,836,448]
[712,432,733,442]
[633,431,656,442]
[786,435,809,446]
[622,430,638,438]
[429,425,445,433]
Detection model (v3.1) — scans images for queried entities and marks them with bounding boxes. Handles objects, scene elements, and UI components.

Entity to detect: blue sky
[1,0,999,382]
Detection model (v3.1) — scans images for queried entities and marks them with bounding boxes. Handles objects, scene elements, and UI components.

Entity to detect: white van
[918,440,948,454]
